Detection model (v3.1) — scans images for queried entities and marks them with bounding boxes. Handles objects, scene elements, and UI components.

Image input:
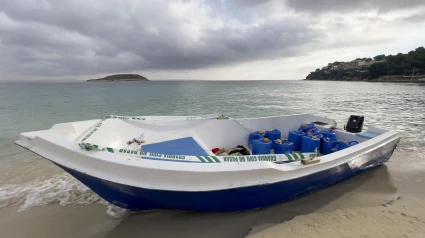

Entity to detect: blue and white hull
[16,114,400,212]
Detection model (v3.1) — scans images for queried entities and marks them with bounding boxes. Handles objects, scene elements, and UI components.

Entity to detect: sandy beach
[0,147,423,238]
[246,196,425,238]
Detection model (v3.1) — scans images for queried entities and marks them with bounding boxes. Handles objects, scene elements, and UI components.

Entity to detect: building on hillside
[355,59,385,67]
[356,60,366,66]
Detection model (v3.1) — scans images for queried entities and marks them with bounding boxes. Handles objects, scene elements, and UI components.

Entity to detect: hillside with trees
[305,47,425,81]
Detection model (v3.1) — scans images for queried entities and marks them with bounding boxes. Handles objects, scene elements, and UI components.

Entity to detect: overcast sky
[1,0,424,81]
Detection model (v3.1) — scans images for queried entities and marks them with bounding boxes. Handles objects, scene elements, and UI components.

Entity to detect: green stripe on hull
[211,156,221,163]
[196,156,207,163]
[203,156,213,163]
[285,154,292,161]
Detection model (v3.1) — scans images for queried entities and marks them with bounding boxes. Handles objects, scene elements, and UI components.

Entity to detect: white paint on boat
[16,114,400,193]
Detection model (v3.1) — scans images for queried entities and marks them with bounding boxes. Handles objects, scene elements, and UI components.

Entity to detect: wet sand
[246,196,425,238]
[0,204,121,238]
[0,147,424,238]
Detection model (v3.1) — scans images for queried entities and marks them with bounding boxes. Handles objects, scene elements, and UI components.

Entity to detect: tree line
[306,46,425,80]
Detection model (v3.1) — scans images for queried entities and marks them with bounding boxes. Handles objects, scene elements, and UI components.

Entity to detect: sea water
[0,80,424,217]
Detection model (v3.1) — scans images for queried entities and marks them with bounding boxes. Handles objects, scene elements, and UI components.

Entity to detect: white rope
[228,117,256,133]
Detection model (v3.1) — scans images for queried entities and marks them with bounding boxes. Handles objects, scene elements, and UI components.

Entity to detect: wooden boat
[15,114,400,212]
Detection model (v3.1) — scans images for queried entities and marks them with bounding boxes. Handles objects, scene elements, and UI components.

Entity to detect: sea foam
[0,172,128,218]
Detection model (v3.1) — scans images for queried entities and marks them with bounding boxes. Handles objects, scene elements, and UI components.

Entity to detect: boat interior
[76,114,387,157]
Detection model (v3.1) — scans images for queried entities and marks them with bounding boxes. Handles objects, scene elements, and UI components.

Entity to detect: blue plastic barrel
[248,131,265,149]
[252,138,272,155]
[273,139,293,154]
[306,131,323,139]
[266,129,281,141]
[288,131,306,151]
[321,129,337,139]
[299,123,315,132]
[338,140,359,151]
[321,137,341,155]
[307,127,321,135]
[267,129,281,149]
[301,135,321,153]
[349,141,359,146]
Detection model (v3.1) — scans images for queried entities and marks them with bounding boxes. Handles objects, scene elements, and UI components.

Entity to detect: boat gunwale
[15,129,400,192]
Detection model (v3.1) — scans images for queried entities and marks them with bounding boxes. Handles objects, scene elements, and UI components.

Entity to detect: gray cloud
[0,0,324,77]
[285,0,425,14]
[397,12,425,22]
[0,0,424,79]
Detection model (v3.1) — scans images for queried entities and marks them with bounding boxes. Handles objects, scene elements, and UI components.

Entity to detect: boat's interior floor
[82,117,378,157]
[122,132,216,156]
[124,140,308,157]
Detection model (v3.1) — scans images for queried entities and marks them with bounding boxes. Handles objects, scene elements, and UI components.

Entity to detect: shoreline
[304,75,425,83]
[303,79,425,83]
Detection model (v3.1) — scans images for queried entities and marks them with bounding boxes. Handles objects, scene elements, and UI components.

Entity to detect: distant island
[87,74,149,82]
[305,47,425,82]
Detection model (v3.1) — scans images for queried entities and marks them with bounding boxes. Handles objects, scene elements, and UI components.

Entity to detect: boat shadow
[104,165,396,238]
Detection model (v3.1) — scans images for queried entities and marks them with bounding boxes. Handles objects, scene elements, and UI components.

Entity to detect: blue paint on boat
[356,131,381,139]
[56,138,399,212]
[141,137,210,156]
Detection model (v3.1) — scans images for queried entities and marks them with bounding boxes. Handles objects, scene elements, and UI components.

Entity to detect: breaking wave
[0,173,128,219]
